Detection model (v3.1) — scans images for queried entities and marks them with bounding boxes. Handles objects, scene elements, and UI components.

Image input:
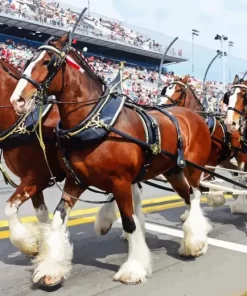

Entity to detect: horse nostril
[232,122,236,126]
[16,97,25,107]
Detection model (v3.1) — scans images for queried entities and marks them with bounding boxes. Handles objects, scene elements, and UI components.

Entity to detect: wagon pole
[205,165,247,175]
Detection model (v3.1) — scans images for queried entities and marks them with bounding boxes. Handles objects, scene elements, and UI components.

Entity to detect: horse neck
[0,67,18,131]
[184,86,204,112]
[57,66,104,129]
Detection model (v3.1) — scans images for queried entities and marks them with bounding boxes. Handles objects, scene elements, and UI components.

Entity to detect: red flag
[72,38,77,44]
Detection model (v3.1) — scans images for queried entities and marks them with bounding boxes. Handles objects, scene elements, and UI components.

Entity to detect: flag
[72,38,77,44]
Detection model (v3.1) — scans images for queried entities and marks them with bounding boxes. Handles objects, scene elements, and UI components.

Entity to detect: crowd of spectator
[0,0,183,57]
[0,39,229,107]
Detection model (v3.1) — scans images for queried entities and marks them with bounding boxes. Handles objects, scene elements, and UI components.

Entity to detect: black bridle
[20,37,107,108]
[161,80,188,106]
[224,84,247,117]
[224,84,247,149]
[20,40,69,105]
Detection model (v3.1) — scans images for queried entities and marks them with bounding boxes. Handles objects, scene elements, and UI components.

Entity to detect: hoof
[180,210,189,222]
[207,195,226,208]
[179,239,208,257]
[38,275,64,287]
[94,219,113,236]
[99,224,112,235]
[120,231,128,241]
[9,222,40,257]
[113,261,149,285]
[230,202,247,214]
[94,200,117,236]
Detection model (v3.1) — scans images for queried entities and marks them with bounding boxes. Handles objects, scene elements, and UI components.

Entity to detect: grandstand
[0,0,227,107]
[0,0,187,68]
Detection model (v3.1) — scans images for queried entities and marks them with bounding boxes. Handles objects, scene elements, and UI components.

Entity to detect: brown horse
[0,58,65,256]
[0,57,143,256]
[160,75,247,214]
[10,34,212,286]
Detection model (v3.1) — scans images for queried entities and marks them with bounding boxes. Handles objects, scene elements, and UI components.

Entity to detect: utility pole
[215,34,228,92]
[88,0,90,15]
[228,41,234,82]
[192,29,199,76]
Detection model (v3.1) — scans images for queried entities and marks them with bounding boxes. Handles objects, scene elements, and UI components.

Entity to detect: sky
[49,0,247,82]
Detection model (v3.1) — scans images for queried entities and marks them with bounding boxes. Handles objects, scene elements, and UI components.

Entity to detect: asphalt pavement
[0,163,247,296]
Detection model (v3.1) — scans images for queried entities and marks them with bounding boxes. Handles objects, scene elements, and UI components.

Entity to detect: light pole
[88,0,90,15]
[215,34,228,92]
[228,41,234,82]
[158,36,179,92]
[203,50,226,110]
[192,29,199,76]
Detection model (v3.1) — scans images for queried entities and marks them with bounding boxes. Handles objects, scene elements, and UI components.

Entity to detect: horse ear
[233,74,240,85]
[54,33,70,49]
[183,75,190,84]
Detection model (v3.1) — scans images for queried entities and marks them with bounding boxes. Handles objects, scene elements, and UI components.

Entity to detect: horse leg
[230,161,247,214]
[32,178,85,286]
[31,192,50,224]
[203,151,226,208]
[121,183,145,241]
[5,188,48,256]
[220,158,241,200]
[94,193,118,236]
[164,172,190,222]
[94,183,145,240]
[179,167,211,257]
[112,180,152,284]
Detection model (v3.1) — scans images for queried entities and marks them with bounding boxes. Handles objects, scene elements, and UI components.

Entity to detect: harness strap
[107,125,247,190]
[132,109,161,183]
[56,137,110,196]
[152,106,186,168]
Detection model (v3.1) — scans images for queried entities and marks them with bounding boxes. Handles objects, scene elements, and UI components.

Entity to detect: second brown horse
[160,75,247,215]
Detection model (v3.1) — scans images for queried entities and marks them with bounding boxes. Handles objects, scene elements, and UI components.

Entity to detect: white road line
[116,218,247,254]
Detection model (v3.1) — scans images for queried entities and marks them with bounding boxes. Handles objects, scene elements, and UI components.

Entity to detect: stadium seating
[0,40,229,106]
[0,0,183,56]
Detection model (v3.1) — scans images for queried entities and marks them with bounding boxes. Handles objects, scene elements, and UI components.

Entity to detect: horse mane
[187,84,205,112]
[0,57,21,80]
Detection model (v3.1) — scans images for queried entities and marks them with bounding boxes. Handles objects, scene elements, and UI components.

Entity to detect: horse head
[160,75,189,105]
[10,32,104,116]
[224,74,247,133]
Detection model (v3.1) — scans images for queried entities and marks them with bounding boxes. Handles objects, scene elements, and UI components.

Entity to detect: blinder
[161,86,167,96]
[22,58,31,73]
[47,54,60,72]
[224,87,247,106]
[223,91,230,105]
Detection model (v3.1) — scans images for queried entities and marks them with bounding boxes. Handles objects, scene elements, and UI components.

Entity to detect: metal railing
[0,4,186,58]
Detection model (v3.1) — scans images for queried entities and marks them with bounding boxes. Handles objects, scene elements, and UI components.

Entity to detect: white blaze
[160,84,176,105]
[10,51,46,104]
[225,87,240,128]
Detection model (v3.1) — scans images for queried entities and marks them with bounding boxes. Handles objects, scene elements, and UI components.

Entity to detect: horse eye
[43,60,50,66]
